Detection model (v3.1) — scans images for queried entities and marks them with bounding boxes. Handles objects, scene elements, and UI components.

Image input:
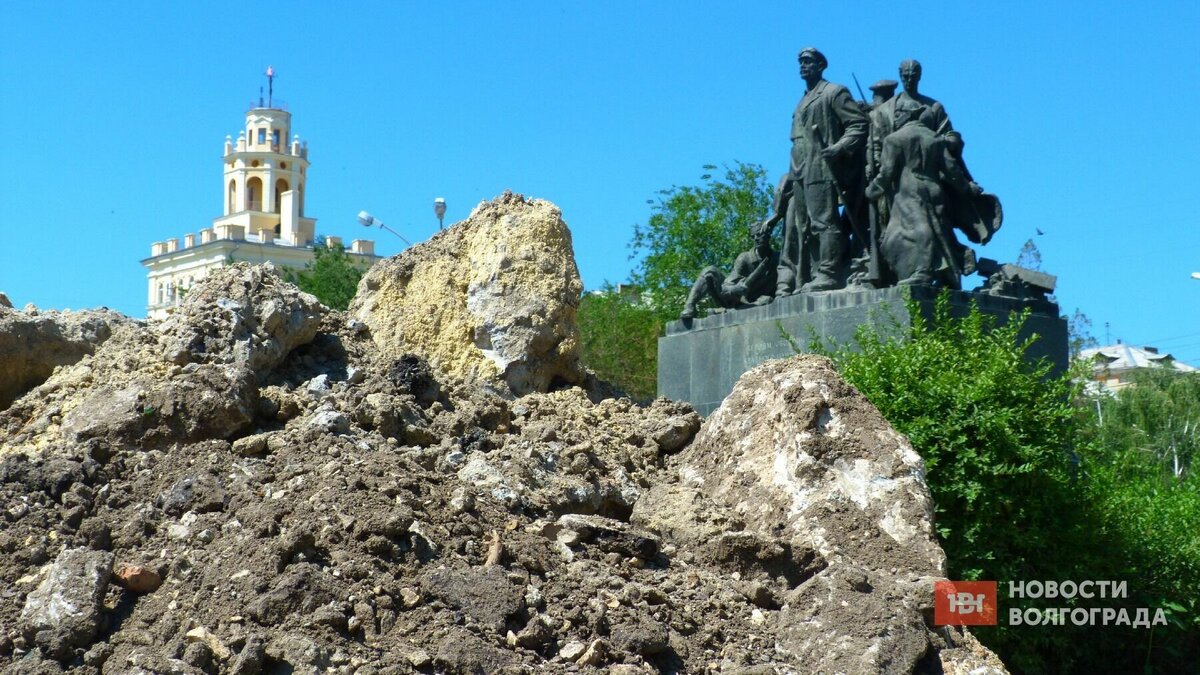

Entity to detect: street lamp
[434,197,447,230]
[357,210,411,246]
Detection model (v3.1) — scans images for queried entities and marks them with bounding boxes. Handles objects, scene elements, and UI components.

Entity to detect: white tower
[213,102,315,245]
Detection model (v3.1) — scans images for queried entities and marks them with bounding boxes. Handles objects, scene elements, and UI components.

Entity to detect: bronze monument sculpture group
[681,48,1016,321]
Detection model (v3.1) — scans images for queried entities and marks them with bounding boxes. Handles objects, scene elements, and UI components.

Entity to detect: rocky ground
[0,193,1006,674]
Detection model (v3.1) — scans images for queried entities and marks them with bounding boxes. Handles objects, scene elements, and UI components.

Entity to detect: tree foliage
[1078,368,1200,671]
[1067,307,1099,356]
[284,240,365,311]
[1016,238,1043,271]
[1093,367,1200,478]
[577,286,662,401]
[578,162,772,396]
[629,162,774,318]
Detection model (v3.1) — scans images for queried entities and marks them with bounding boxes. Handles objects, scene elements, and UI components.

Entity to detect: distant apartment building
[142,98,379,319]
[1081,343,1197,392]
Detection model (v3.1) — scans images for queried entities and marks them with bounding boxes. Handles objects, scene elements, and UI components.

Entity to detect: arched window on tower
[228,179,237,213]
[246,177,263,211]
[274,179,289,214]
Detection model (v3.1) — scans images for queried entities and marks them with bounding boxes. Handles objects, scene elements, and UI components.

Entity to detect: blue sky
[2,2,1198,360]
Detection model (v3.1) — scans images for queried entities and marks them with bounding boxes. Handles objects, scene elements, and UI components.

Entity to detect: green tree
[1016,238,1043,271]
[1079,368,1200,672]
[284,239,365,310]
[577,286,662,401]
[1093,367,1200,478]
[578,161,773,396]
[629,162,774,319]
[1067,307,1099,356]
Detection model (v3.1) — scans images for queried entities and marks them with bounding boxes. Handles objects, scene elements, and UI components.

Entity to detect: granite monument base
[658,285,1068,416]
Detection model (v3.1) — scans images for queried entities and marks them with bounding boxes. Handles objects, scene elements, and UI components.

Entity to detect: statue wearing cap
[767,47,868,294]
[866,79,899,179]
[869,79,899,108]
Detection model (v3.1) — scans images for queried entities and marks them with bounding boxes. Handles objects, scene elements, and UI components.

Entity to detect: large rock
[0,305,136,410]
[20,548,115,660]
[634,355,999,674]
[350,191,585,396]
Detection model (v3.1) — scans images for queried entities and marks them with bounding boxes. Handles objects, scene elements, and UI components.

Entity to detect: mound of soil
[0,193,1005,674]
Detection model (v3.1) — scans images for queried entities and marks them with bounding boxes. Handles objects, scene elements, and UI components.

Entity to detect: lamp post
[434,197,447,230]
[357,210,412,246]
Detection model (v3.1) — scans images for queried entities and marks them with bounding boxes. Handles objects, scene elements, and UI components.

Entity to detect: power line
[1139,330,1200,346]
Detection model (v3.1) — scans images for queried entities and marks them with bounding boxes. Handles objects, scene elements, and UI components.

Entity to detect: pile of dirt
[0,193,1005,674]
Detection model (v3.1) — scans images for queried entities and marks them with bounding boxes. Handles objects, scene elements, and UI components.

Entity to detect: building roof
[1080,344,1197,374]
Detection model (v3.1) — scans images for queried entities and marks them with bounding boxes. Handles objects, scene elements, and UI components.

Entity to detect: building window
[272,130,280,149]
[258,128,266,145]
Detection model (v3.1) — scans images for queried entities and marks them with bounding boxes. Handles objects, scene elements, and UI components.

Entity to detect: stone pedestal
[658,285,1067,416]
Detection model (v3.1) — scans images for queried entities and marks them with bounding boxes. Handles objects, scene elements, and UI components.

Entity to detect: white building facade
[142,101,378,319]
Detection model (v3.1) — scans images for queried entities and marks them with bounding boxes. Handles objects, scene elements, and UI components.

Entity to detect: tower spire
[266,65,275,108]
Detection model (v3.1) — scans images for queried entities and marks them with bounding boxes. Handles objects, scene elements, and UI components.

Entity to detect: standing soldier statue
[863,79,899,285]
[870,59,1002,255]
[767,47,868,294]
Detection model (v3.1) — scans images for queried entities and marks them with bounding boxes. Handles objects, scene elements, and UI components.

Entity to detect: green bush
[1079,368,1200,671]
[577,287,662,401]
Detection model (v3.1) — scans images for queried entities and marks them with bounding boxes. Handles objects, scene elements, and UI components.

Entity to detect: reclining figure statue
[680,220,778,320]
